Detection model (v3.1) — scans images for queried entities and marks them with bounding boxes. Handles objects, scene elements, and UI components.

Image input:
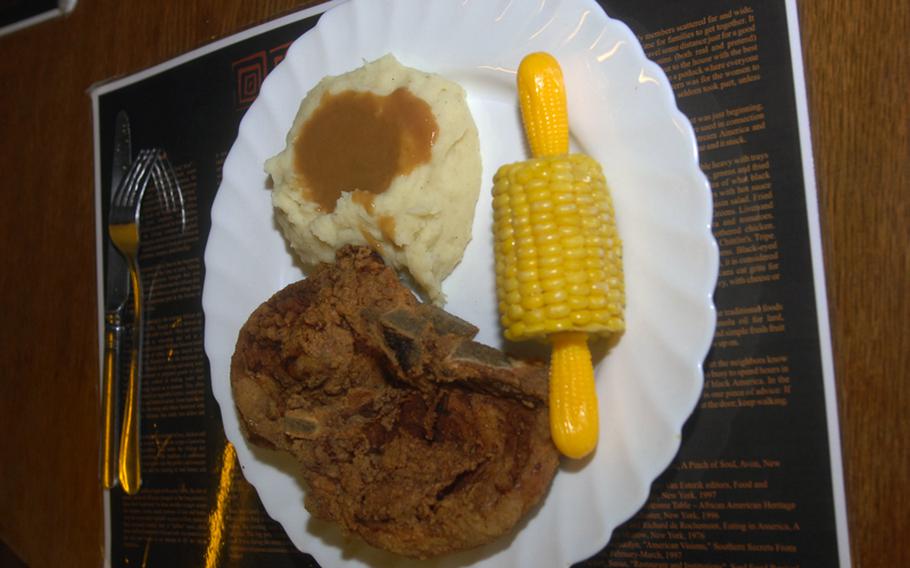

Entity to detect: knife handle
[101,313,122,489]
[118,264,143,495]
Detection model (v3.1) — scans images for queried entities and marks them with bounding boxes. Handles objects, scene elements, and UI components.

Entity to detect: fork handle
[101,312,123,489]
[118,263,143,495]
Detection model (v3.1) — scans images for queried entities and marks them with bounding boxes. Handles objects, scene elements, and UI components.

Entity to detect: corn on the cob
[492,52,624,459]
[492,154,623,341]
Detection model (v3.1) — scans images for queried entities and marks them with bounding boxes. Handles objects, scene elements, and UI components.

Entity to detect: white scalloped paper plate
[203,0,719,566]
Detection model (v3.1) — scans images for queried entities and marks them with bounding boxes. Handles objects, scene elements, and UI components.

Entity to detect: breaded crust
[231,246,558,558]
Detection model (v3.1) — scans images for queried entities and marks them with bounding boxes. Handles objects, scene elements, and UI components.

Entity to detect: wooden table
[0,1,905,566]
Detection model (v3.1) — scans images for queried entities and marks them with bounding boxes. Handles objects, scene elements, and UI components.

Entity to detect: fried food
[230,246,558,558]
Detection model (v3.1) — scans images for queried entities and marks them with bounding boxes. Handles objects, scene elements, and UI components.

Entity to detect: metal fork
[108,148,160,495]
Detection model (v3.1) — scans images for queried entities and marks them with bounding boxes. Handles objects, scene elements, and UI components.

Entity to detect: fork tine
[168,161,186,231]
[156,154,186,230]
[150,160,169,211]
[113,149,154,209]
[111,150,144,209]
[160,157,179,211]
[120,149,157,209]
[123,149,151,198]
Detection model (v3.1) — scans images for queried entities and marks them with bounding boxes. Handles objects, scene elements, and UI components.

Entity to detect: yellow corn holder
[492,52,625,458]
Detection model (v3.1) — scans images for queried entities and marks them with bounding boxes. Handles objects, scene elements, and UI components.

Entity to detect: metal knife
[101,111,131,489]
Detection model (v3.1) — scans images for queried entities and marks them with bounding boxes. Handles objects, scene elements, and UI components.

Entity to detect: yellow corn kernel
[491,154,624,343]
[571,311,593,326]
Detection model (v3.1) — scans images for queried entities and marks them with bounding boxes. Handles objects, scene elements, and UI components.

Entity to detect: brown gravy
[360,217,398,256]
[378,215,396,242]
[351,189,375,215]
[294,87,438,213]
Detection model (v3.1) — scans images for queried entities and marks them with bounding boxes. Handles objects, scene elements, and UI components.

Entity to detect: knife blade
[101,110,131,489]
[105,112,131,312]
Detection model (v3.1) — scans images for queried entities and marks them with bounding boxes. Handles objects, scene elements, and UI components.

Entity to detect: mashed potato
[265,54,481,304]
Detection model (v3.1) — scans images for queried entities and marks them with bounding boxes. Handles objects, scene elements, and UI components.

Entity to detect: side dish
[265,54,481,304]
[492,53,625,458]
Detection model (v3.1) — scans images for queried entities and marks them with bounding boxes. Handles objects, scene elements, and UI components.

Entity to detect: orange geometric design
[232,51,268,109]
[269,41,292,67]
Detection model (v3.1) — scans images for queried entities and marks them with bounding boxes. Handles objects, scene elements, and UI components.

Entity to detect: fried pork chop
[230,246,558,558]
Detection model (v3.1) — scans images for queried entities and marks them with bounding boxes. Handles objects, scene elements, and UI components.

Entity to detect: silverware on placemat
[108,147,159,494]
[101,111,132,489]
[105,142,185,494]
